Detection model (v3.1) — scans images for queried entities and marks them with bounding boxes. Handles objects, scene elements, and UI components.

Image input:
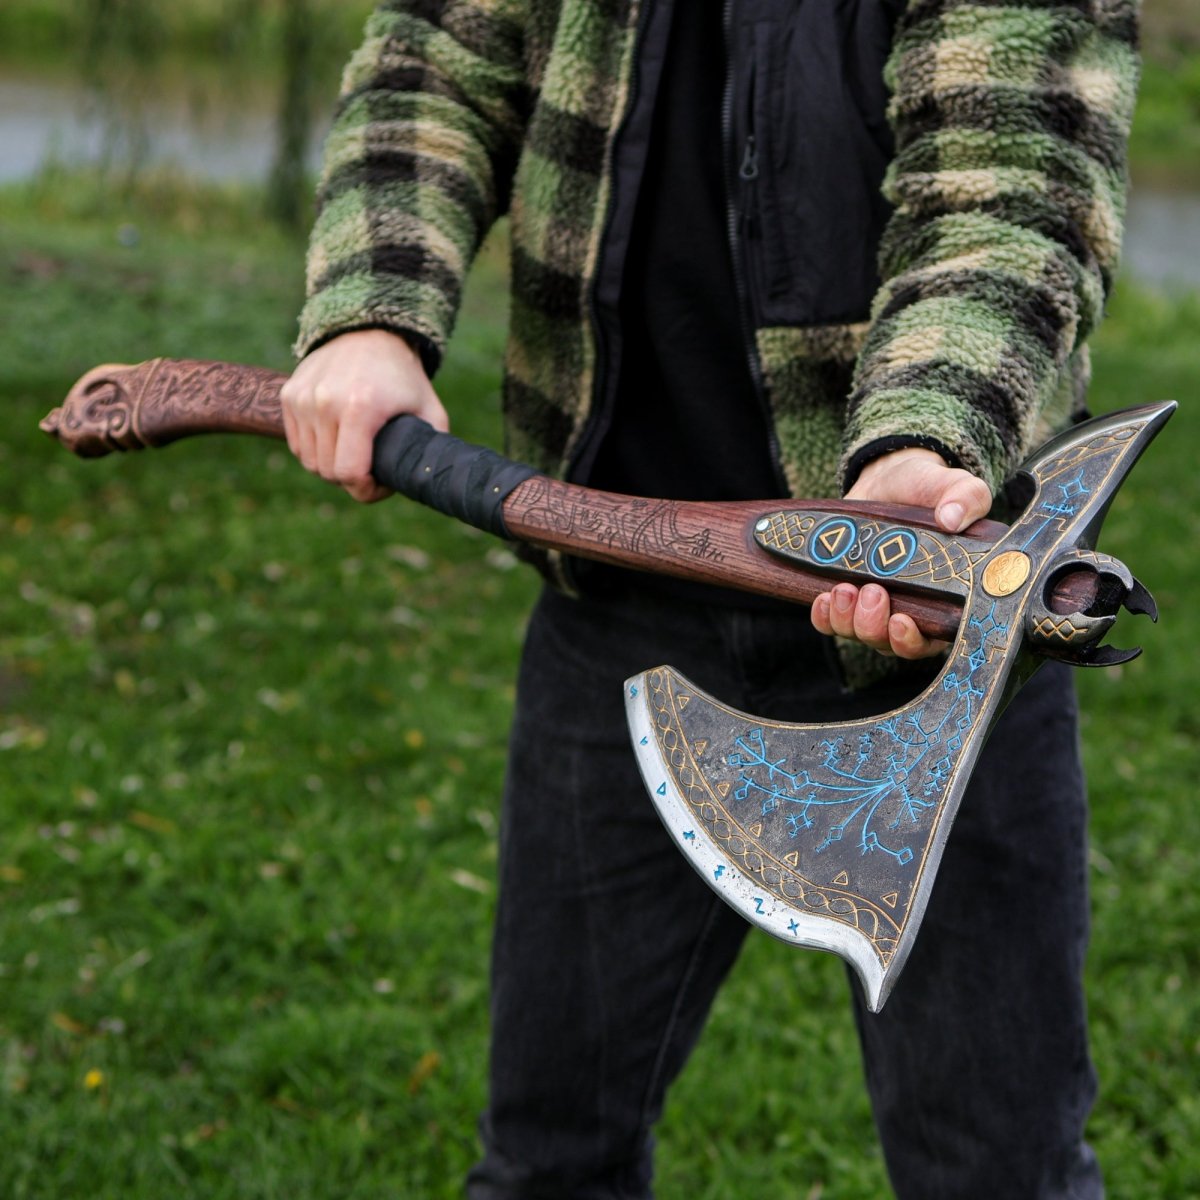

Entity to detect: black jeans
[467,585,1101,1199]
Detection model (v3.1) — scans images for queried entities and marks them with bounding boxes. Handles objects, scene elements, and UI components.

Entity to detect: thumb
[933,472,992,533]
[847,447,993,532]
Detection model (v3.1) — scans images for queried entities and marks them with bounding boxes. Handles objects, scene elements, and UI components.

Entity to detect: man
[282,2,1139,1195]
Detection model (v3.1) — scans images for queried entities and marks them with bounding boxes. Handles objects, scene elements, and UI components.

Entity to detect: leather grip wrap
[371,415,538,539]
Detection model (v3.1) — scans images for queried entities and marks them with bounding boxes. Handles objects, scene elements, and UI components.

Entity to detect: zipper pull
[739,134,758,181]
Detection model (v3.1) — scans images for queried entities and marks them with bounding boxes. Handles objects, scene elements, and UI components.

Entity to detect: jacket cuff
[294,291,447,377]
[841,433,963,493]
[839,386,1008,497]
[294,319,442,379]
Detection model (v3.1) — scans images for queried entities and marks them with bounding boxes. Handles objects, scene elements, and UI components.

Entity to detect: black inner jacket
[586,0,901,506]
[590,0,777,504]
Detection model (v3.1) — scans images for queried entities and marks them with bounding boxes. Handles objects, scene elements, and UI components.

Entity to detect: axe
[41,359,1173,1009]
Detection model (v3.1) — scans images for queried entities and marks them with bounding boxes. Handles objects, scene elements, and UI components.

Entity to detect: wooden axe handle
[40,358,1097,640]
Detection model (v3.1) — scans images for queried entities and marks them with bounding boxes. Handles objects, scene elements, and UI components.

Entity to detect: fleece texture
[297,0,1139,515]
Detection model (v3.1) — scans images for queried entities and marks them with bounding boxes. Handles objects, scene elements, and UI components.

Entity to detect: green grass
[1,179,1197,1197]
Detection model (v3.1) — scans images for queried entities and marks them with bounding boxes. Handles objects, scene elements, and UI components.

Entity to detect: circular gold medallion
[982,550,1032,597]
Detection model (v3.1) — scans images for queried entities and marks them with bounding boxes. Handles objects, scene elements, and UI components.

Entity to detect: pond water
[1,71,1198,291]
[0,73,327,184]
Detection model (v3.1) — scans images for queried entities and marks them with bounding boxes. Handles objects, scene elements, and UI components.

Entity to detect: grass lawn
[0,174,1197,1197]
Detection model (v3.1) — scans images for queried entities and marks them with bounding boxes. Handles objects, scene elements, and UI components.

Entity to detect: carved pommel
[40,361,158,457]
[41,359,288,457]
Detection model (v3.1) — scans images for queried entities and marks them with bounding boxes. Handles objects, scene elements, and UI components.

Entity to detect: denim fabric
[466,585,1101,1199]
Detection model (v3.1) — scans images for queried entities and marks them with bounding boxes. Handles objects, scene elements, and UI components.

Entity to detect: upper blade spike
[1123,577,1158,622]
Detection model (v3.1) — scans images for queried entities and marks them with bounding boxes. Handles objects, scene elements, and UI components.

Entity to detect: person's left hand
[810,447,992,659]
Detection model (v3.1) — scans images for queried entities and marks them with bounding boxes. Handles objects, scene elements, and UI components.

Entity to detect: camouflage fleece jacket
[296,0,1139,529]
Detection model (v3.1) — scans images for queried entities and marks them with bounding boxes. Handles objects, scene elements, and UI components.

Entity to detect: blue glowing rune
[727,604,1010,865]
[1020,471,1091,551]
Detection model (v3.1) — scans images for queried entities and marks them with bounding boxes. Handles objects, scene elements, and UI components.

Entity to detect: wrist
[858,446,947,475]
[842,434,960,493]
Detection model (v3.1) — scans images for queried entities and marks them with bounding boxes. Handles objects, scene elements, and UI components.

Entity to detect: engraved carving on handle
[154,360,284,434]
[42,359,287,458]
[511,481,725,562]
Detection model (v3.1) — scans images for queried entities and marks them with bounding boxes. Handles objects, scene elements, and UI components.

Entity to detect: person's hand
[280,328,449,503]
[811,447,992,659]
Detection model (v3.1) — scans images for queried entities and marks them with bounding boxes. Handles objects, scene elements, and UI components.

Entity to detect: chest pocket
[732,0,904,328]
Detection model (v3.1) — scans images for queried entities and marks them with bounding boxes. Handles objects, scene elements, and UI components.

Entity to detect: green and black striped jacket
[297,0,1138,527]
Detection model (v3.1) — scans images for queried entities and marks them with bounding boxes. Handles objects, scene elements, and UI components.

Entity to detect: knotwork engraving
[756,508,989,598]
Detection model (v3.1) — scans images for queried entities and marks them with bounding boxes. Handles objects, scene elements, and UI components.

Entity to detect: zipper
[565,0,666,489]
[723,0,789,497]
[739,134,758,181]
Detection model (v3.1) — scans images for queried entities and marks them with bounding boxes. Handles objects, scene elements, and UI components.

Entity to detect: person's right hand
[280,328,449,504]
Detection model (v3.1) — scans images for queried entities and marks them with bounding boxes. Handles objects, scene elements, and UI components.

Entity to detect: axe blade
[624,654,1005,1013]
[625,400,1175,1011]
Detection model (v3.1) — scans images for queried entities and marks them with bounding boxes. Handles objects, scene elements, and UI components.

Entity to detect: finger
[811,593,834,636]
[851,584,894,652]
[291,412,319,475]
[280,375,321,471]
[313,396,341,482]
[334,412,394,504]
[825,584,860,639]
[336,396,400,499]
[281,402,299,458]
[887,613,948,660]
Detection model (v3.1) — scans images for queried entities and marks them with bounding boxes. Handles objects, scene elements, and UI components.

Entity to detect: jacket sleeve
[294,0,529,372]
[841,0,1140,494]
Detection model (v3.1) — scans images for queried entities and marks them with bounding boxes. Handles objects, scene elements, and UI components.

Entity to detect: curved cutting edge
[624,671,889,1011]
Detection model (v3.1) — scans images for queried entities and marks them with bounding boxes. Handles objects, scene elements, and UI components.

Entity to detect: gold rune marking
[982,550,1032,597]
[882,892,899,909]
[877,534,909,568]
[784,852,799,867]
[692,739,708,757]
[834,870,850,887]
[748,823,763,838]
[818,526,848,556]
[717,782,731,798]
[677,694,690,710]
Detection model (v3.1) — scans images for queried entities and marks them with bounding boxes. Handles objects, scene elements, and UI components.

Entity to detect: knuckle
[311,382,339,414]
[343,383,388,417]
[959,472,991,503]
[279,380,305,414]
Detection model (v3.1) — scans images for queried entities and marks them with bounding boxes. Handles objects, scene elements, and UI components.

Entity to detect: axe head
[624,401,1175,1011]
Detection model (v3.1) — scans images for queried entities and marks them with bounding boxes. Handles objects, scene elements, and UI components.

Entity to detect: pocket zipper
[723,3,787,496]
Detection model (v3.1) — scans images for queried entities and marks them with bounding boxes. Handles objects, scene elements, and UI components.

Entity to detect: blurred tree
[75,0,323,226]
[268,0,316,230]
[80,0,167,177]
